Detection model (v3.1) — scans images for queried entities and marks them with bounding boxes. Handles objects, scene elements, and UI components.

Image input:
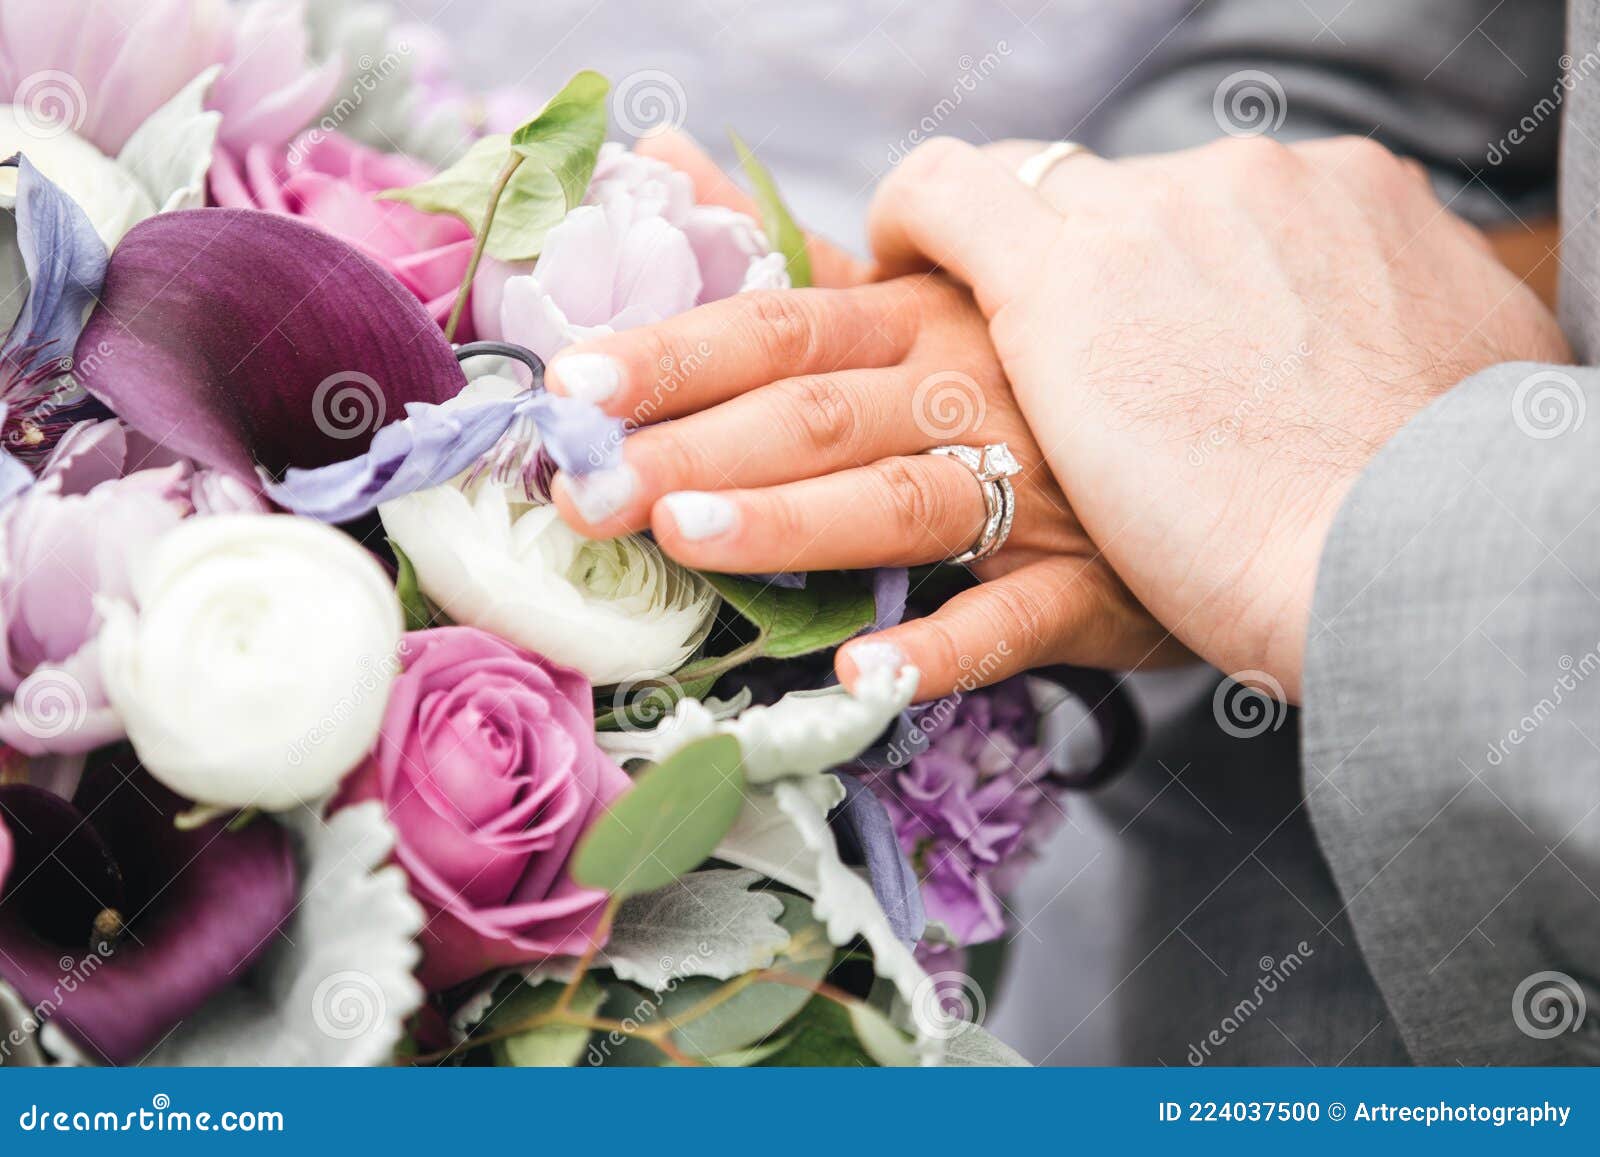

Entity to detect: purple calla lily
[1,155,109,476]
[73,209,467,484]
[0,749,296,1064]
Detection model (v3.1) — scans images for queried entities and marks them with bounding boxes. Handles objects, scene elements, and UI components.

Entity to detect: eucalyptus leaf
[660,894,832,1058]
[571,734,747,897]
[705,571,875,660]
[484,977,605,1068]
[730,131,812,289]
[601,869,789,990]
[378,72,610,261]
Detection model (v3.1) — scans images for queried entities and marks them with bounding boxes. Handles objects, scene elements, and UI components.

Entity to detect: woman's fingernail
[552,353,623,404]
[846,640,907,678]
[662,491,738,541]
[569,465,637,523]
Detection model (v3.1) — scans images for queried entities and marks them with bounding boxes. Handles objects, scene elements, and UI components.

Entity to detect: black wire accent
[453,341,546,391]
[1031,665,1145,791]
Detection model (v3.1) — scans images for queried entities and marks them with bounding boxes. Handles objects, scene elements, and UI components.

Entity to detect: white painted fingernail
[569,465,637,523]
[847,640,907,677]
[662,491,738,540]
[553,353,623,404]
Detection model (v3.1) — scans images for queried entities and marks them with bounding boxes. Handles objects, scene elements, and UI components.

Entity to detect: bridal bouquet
[0,0,1118,1068]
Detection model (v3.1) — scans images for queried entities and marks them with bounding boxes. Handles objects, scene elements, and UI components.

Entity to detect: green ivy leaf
[484,977,605,1067]
[390,541,437,632]
[704,572,875,660]
[730,131,812,289]
[379,71,610,260]
[571,735,746,897]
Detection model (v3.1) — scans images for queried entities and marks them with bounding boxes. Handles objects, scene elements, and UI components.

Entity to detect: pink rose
[334,627,630,990]
[209,131,475,333]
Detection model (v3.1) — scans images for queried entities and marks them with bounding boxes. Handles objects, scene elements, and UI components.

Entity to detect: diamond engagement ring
[926,443,1021,563]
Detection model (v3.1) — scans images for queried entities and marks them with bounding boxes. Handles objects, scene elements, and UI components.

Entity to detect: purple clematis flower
[74,209,466,486]
[1,155,108,472]
[0,748,296,1064]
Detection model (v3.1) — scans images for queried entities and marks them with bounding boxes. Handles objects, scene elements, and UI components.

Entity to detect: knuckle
[902,136,979,186]
[637,428,712,492]
[1336,135,1406,183]
[1206,133,1294,172]
[779,375,861,454]
[982,579,1052,643]
[739,291,820,370]
[875,457,940,539]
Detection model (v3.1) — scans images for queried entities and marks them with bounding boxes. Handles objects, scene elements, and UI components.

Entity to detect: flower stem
[552,893,619,1016]
[443,151,525,343]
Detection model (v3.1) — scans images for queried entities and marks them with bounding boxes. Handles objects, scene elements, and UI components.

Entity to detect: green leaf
[847,1001,918,1067]
[510,70,611,213]
[379,71,610,260]
[571,735,747,897]
[730,131,812,288]
[482,977,605,1068]
[659,894,832,1058]
[704,572,875,660]
[594,671,716,732]
[390,541,436,632]
[756,997,874,1067]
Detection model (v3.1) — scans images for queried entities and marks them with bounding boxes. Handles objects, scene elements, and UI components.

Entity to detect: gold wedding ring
[1016,141,1096,189]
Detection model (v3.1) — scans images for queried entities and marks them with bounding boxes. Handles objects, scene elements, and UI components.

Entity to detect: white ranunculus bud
[98,514,404,810]
[380,478,718,686]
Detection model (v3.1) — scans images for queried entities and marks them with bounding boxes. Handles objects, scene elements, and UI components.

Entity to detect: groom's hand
[869,135,1571,699]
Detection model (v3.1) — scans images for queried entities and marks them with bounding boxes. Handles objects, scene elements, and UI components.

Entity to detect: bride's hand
[545,272,1188,699]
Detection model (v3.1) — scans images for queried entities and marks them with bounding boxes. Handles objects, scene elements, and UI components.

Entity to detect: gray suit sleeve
[1085,0,1564,225]
[1302,363,1600,1063]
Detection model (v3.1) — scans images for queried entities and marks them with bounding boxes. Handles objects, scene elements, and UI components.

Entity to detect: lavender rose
[334,626,630,990]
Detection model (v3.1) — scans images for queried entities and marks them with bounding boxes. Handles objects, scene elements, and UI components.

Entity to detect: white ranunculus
[98,514,404,811]
[380,478,719,686]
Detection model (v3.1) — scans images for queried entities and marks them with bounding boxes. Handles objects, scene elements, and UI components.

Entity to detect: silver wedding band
[925,443,1021,564]
[1017,140,1095,189]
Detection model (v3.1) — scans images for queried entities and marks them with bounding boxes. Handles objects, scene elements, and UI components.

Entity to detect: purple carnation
[864,678,1064,945]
